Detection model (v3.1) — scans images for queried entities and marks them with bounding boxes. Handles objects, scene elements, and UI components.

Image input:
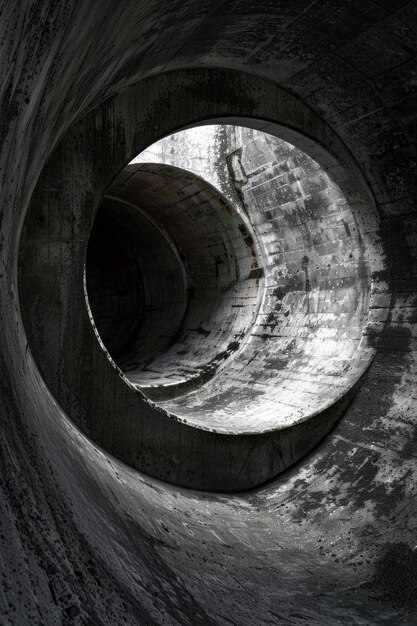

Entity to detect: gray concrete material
[136,127,380,432]
[100,164,261,397]
[1,1,417,624]
[18,72,378,491]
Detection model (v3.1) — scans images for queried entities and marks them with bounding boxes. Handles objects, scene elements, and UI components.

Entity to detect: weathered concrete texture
[18,73,379,490]
[134,128,381,432]
[98,163,261,397]
[1,1,417,624]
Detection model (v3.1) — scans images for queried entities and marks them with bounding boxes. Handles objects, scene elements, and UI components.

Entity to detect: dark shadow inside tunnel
[84,162,262,401]
[85,198,188,376]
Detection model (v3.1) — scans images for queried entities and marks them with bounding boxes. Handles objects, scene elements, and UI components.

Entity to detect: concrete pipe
[1,1,417,624]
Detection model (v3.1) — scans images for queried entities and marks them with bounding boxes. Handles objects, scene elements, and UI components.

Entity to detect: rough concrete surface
[1,0,417,624]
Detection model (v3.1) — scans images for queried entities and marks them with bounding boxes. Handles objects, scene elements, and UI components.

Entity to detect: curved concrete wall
[100,164,261,396]
[1,1,417,624]
[17,72,379,491]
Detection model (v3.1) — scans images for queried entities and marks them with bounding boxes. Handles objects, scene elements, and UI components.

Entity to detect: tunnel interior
[81,128,378,433]
[85,163,262,402]
[2,2,417,624]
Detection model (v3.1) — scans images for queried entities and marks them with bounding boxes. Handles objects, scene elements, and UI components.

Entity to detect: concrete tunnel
[1,1,417,624]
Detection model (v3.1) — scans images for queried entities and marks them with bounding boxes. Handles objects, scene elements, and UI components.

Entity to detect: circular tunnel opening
[83,124,374,434]
[17,78,382,489]
[85,163,263,401]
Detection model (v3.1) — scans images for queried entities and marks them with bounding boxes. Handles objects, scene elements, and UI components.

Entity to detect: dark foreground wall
[1,1,417,624]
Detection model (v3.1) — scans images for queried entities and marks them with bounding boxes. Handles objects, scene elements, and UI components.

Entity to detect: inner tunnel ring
[17,68,384,492]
